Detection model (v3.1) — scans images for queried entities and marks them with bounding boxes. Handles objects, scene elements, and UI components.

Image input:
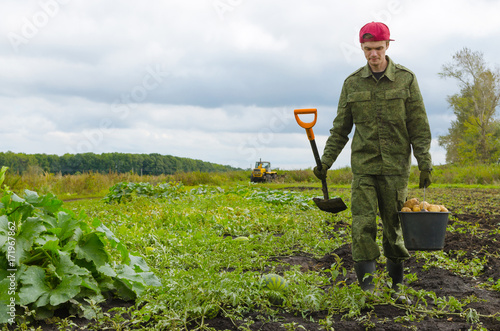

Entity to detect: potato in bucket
[399,197,450,250]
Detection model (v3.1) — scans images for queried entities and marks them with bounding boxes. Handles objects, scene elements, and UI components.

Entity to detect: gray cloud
[0,0,498,169]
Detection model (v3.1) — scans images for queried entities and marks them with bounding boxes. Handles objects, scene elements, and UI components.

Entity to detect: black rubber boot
[354,260,376,292]
[386,259,404,290]
[386,259,412,304]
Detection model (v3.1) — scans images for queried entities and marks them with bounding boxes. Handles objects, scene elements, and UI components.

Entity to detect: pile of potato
[401,198,448,212]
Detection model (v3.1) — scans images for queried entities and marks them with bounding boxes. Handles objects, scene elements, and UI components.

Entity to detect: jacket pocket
[383,89,409,123]
[348,91,372,123]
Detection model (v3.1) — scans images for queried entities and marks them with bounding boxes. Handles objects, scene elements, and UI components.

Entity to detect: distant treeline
[0,152,240,175]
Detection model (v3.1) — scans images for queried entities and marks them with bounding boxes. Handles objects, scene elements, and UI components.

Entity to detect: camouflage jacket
[321,56,432,175]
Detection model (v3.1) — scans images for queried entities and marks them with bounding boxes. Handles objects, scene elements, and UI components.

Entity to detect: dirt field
[204,187,500,331]
[16,187,500,330]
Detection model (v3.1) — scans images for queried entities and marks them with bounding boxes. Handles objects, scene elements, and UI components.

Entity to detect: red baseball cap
[359,22,394,43]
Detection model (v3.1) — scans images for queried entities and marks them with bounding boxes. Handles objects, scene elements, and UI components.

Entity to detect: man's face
[361,40,389,71]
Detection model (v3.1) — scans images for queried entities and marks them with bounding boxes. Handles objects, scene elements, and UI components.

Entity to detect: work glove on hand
[313,163,329,180]
[419,170,432,188]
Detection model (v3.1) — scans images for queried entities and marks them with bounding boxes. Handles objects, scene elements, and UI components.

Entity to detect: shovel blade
[313,197,347,214]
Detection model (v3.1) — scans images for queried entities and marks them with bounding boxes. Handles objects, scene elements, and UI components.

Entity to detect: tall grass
[3,170,250,197]
[409,164,500,186]
[3,164,499,198]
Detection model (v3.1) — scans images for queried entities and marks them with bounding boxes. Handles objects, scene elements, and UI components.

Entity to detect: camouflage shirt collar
[360,56,395,81]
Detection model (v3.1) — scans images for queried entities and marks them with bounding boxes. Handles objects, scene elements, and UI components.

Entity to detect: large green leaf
[15,217,46,264]
[115,264,145,285]
[34,234,59,248]
[18,266,50,305]
[18,217,46,242]
[49,274,82,306]
[115,264,160,297]
[7,197,34,224]
[97,263,117,278]
[75,233,109,267]
[80,274,101,294]
[56,211,82,242]
[23,190,41,205]
[93,219,131,262]
[55,252,90,279]
[14,238,32,265]
[10,193,24,203]
[94,219,120,243]
[129,253,150,272]
[22,190,62,215]
[34,292,50,309]
[34,192,63,214]
[113,278,139,301]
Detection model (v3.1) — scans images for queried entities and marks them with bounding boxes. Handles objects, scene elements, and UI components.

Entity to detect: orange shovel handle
[294,108,317,140]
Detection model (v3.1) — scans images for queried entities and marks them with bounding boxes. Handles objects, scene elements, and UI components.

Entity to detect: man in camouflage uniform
[314,22,432,294]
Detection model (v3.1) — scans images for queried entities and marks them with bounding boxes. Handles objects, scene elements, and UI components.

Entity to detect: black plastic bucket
[398,212,450,250]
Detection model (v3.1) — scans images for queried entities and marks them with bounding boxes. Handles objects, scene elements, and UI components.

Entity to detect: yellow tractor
[250,159,278,182]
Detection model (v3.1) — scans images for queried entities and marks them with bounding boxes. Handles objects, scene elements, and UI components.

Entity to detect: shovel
[294,108,347,214]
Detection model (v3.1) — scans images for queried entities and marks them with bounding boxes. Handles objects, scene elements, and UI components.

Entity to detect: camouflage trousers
[351,174,410,263]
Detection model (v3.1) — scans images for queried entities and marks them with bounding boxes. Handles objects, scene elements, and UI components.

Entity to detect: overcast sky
[1,0,500,170]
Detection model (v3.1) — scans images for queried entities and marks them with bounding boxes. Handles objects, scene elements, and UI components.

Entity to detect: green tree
[438,48,500,164]
[0,152,241,174]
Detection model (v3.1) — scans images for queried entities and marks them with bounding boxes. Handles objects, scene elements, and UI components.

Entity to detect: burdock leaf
[35,193,63,214]
[129,254,150,272]
[34,292,50,308]
[75,233,109,267]
[18,217,46,243]
[56,211,81,242]
[115,264,146,297]
[80,274,101,294]
[8,198,33,223]
[11,193,24,203]
[41,238,61,254]
[41,214,58,229]
[49,274,82,306]
[95,221,120,245]
[115,264,144,284]
[54,252,89,279]
[15,217,47,263]
[116,242,130,264]
[24,190,40,204]
[97,263,117,278]
[15,237,32,265]
[18,266,50,305]
[34,234,59,247]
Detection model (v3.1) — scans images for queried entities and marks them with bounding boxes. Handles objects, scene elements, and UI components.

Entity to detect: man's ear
[386,41,390,50]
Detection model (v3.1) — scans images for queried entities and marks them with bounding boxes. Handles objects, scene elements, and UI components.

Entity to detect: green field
[1,167,500,330]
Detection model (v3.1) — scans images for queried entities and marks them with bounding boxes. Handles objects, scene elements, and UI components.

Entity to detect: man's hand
[419,170,432,188]
[313,163,329,180]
